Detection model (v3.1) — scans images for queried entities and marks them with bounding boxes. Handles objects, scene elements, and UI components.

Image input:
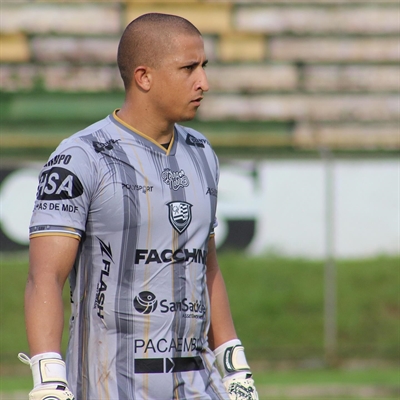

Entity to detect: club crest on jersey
[161,168,189,191]
[167,201,192,234]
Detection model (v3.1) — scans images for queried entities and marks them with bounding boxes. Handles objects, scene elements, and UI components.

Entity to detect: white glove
[18,352,75,400]
[214,339,259,400]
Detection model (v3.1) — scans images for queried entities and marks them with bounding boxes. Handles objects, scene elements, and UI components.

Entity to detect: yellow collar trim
[112,109,174,153]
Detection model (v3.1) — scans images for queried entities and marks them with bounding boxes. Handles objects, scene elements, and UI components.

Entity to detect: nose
[196,68,209,93]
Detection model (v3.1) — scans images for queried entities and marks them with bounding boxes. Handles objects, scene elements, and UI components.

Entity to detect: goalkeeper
[20,12,258,400]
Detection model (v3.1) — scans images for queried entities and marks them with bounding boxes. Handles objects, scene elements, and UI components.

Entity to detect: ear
[133,66,152,91]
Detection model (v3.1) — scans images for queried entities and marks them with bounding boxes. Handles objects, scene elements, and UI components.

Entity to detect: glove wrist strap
[214,339,251,378]
[18,352,68,388]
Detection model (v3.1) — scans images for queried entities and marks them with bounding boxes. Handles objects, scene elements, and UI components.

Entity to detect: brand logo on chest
[161,168,189,191]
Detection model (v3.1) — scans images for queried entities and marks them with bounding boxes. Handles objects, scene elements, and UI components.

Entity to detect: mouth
[191,97,203,106]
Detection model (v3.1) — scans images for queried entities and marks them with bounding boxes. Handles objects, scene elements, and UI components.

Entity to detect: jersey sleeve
[210,150,220,237]
[29,141,97,241]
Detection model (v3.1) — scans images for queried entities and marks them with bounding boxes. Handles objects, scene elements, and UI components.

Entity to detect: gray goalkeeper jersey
[29,111,228,400]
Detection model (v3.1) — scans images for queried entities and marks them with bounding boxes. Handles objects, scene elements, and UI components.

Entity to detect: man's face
[150,34,209,123]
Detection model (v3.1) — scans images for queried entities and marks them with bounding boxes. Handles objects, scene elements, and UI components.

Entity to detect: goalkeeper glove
[214,339,259,400]
[18,352,75,400]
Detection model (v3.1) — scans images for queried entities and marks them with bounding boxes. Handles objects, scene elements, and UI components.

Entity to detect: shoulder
[175,124,220,177]
[59,116,113,152]
[47,115,120,166]
[42,115,116,179]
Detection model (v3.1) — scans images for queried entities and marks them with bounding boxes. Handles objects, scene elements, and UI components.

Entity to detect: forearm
[25,276,65,356]
[206,238,237,350]
[206,238,259,398]
[25,235,78,357]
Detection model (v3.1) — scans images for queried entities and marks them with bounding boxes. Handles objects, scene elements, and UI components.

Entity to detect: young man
[19,13,258,400]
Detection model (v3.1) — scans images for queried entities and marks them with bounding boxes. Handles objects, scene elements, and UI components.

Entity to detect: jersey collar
[111,109,176,155]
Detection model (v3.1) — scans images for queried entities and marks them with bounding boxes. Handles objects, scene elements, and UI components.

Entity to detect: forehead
[167,34,206,63]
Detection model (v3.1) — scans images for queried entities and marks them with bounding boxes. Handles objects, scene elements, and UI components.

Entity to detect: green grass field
[0,252,399,398]
[1,367,399,399]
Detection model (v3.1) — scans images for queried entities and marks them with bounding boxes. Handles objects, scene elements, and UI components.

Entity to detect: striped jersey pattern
[29,111,229,399]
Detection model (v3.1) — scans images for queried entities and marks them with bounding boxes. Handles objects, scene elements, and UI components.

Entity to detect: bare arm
[206,236,237,350]
[25,235,79,356]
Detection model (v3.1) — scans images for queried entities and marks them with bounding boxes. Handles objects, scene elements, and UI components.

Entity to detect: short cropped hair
[117,13,202,89]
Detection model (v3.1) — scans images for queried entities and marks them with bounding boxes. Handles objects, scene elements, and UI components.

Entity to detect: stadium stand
[0,1,399,151]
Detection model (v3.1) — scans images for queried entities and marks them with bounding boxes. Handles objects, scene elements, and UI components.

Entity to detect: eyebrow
[184,59,209,68]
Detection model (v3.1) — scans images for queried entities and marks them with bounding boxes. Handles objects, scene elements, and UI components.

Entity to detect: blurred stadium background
[0,1,399,399]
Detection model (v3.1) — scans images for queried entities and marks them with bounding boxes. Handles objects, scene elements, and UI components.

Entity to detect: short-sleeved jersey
[29,111,229,400]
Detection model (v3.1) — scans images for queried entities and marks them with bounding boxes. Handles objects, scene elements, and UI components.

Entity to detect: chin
[177,113,197,123]
[181,117,196,122]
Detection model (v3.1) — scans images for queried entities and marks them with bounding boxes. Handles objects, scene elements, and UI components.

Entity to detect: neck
[117,103,174,145]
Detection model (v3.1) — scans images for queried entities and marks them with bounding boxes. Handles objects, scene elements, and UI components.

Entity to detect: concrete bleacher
[0,1,399,150]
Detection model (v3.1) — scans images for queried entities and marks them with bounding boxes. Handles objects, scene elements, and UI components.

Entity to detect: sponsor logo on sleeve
[185,133,208,148]
[36,167,83,201]
[92,139,120,153]
[33,202,79,213]
[206,187,218,197]
[44,154,72,167]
